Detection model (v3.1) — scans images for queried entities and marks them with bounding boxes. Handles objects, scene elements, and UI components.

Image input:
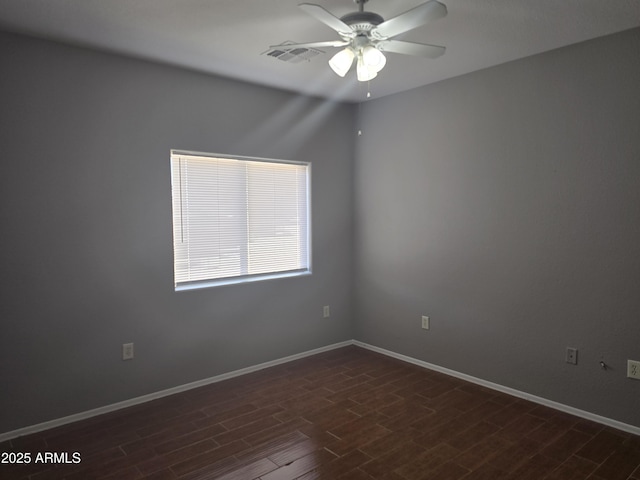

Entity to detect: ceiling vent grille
[262,41,324,63]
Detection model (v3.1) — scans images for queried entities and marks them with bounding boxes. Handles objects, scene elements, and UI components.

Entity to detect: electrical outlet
[122,343,134,360]
[323,305,330,318]
[421,316,430,330]
[627,360,640,380]
[566,347,578,365]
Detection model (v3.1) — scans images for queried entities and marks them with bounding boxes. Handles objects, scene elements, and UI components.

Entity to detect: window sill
[175,270,312,291]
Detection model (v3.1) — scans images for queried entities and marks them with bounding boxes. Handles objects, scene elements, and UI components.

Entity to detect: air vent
[262,41,324,64]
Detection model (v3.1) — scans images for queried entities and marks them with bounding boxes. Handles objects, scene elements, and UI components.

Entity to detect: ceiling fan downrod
[354,0,369,12]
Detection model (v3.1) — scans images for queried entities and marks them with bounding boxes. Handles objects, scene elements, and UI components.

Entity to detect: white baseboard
[3,339,638,442]
[0,340,352,442]
[354,340,640,436]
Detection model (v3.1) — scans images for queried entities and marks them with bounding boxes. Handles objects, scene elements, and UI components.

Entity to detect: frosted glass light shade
[328,48,355,77]
[356,53,377,82]
[362,46,386,73]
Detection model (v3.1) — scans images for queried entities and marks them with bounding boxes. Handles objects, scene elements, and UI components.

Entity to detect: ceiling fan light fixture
[328,47,355,77]
[356,51,378,82]
[362,45,386,73]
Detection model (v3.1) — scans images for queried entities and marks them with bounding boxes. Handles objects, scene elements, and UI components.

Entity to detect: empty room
[1,0,639,479]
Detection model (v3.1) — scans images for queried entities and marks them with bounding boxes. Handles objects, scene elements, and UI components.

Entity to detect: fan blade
[269,40,349,50]
[373,0,447,39]
[378,40,445,58]
[299,3,353,36]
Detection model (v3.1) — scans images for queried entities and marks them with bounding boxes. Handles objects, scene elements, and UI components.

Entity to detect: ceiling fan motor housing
[340,11,384,33]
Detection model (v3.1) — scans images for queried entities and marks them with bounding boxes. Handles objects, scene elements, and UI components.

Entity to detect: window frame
[170,149,312,291]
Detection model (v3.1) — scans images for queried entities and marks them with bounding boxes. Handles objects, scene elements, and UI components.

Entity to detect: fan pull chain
[358,80,373,136]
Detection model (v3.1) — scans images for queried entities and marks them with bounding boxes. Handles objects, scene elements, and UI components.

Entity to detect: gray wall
[0,31,355,433]
[354,27,640,427]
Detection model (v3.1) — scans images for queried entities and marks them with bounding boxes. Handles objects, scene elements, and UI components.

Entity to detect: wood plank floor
[2,346,639,480]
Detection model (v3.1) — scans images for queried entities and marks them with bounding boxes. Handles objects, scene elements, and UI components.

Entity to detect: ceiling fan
[271,0,447,82]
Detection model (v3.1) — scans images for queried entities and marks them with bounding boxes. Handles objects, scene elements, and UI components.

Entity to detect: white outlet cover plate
[627,360,640,380]
[122,343,134,360]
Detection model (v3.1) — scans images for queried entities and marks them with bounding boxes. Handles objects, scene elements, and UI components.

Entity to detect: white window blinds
[171,151,311,289]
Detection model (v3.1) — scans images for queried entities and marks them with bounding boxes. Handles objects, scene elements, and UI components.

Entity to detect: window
[170,150,311,290]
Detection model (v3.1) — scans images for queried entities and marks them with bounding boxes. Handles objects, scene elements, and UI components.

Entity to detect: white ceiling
[1,0,639,102]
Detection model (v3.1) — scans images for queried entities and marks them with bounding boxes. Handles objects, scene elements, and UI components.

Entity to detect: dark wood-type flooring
[2,346,640,479]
